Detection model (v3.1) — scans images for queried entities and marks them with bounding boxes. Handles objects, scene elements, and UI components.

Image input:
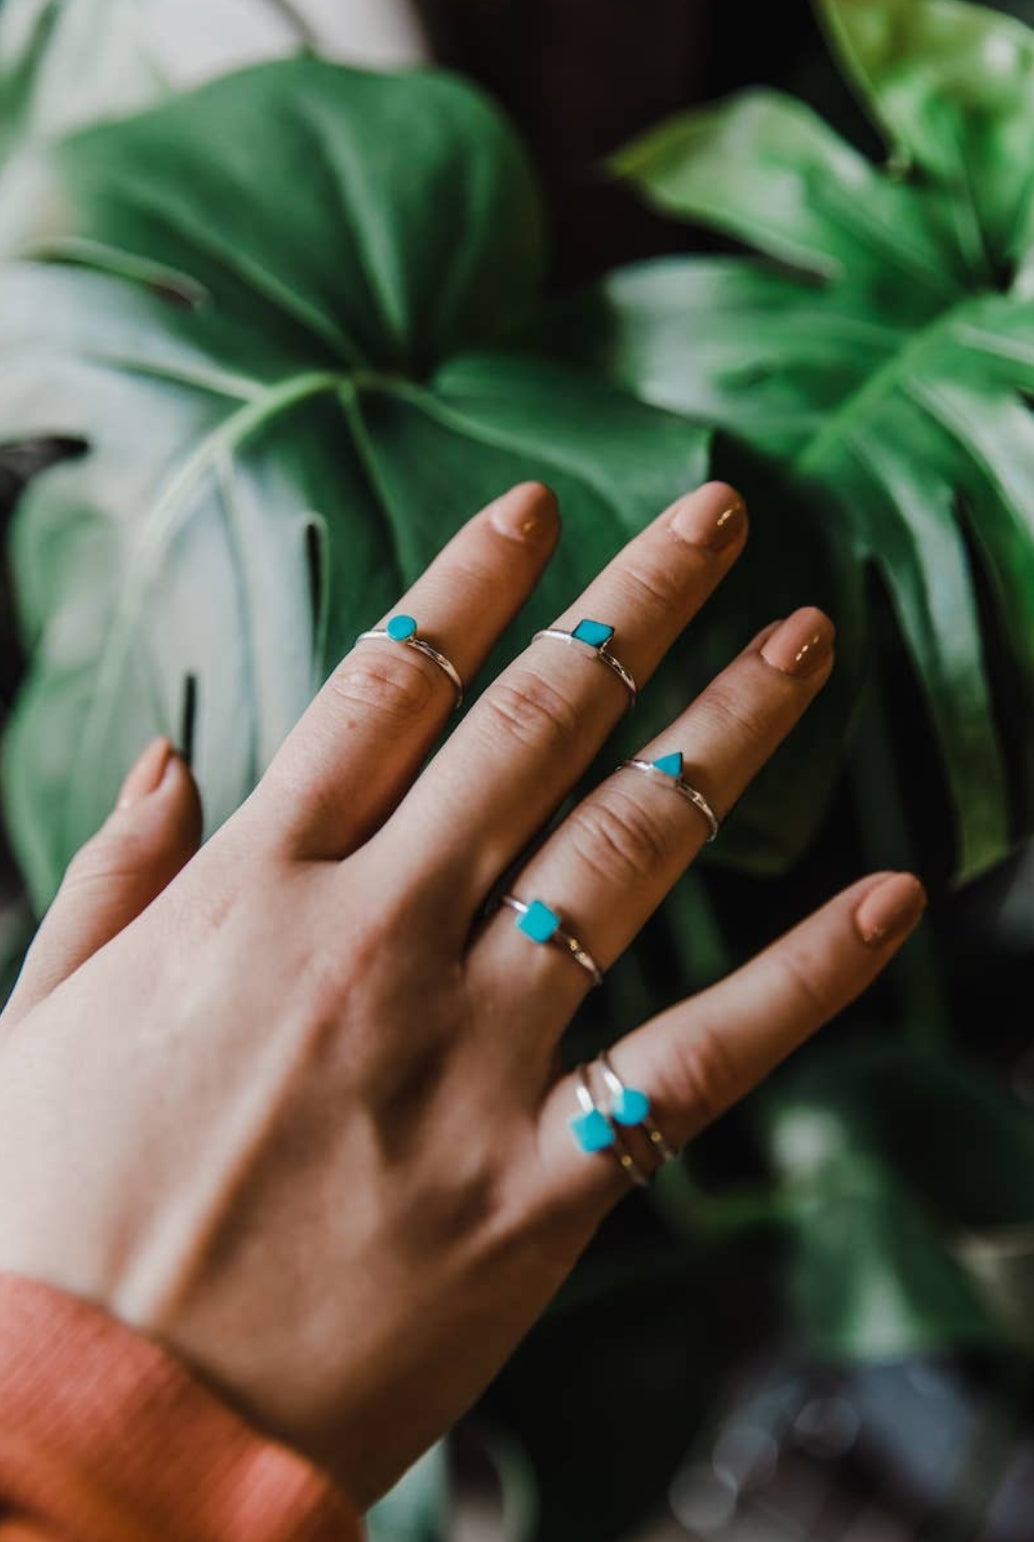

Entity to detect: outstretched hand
[0,482,924,1505]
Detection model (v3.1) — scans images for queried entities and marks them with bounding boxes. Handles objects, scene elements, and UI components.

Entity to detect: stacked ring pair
[572,1053,677,1187]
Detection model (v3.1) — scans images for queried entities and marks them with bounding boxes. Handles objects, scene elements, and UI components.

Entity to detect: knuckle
[567,789,670,887]
[774,941,835,1025]
[63,824,151,891]
[697,675,774,745]
[329,649,437,726]
[668,1020,739,1130]
[616,557,689,619]
[480,669,582,753]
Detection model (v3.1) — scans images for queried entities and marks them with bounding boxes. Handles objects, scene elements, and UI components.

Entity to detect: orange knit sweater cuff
[0,1270,363,1542]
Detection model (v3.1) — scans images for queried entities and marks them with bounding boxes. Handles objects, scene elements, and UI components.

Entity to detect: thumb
[3,738,202,1028]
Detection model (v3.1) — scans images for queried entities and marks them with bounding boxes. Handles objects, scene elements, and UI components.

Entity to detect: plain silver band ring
[576,1064,652,1188]
[356,629,464,709]
[533,628,638,709]
[617,759,720,843]
[598,1051,678,1164]
[500,896,604,988]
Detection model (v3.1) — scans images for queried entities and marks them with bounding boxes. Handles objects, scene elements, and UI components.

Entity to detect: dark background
[412,0,879,287]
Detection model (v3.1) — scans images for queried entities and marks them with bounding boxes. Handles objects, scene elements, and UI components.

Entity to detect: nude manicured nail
[491,483,558,543]
[670,483,746,552]
[761,607,835,678]
[117,737,173,809]
[855,872,927,947]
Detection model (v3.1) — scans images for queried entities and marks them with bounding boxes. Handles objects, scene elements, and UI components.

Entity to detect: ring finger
[470,607,835,1044]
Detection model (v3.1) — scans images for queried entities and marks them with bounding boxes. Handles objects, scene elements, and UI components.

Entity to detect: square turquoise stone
[386,614,418,641]
[571,1108,615,1153]
[517,899,561,944]
[572,618,614,649]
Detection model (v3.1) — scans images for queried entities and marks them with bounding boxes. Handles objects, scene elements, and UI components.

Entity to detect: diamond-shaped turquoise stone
[517,899,561,944]
[652,752,684,780]
[612,1086,651,1126]
[570,1108,615,1153]
[386,614,418,641]
[572,618,614,649]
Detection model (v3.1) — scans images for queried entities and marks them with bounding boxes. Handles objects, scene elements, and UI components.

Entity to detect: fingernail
[749,619,784,650]
[761,607,835,678]
[491,483,559,544]
[855,872,927,947]
[670,482,746,552]
[117,737,173,809]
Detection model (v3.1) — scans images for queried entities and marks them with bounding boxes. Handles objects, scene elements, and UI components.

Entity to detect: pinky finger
[2,740,202,1031]
[538,870,926,1210]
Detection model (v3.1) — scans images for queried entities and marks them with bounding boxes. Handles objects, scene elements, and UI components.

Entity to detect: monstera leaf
[552,0,1034,883]
[0,0,382,150]
[0,0,426,253]
[0,58,722,907]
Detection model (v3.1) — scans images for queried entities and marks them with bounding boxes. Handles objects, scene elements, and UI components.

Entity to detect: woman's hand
[0,482,925,1506]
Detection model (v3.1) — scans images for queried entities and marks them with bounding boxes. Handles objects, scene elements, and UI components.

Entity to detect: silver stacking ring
[500,896,604,988]
[356,613,464,709]
[574,1065,652,1188]
[598,1051,677,1164]
[616,753,720,843]
[533,618,638,708]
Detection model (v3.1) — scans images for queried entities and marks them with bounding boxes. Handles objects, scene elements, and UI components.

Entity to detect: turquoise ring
[356,614,464,709]
[500,896,603,987]
[598,1052,676,1163]
[571,1065,651,1188]
[533,619,638,708]
[617,753,720,843]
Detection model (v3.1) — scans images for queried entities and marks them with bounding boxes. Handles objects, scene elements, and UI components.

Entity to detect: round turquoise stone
[612,1086,651,1126]
[387,614,418,642]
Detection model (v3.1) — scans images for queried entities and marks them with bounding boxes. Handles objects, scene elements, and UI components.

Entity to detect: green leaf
[956,1226,1034,1348]
[0,58,710,908]
[609,87,964,302]
[560,5,1034,880]
[0,0,358,154]
[815,0,1034,281]
[0,0,164,157]
[763,1043,1034,1357]
[0,0,391,255]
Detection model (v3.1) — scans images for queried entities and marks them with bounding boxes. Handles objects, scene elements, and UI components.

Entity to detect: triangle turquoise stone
[652,752,683,779]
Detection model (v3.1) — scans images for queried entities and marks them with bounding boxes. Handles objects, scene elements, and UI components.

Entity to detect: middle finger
[383,482,747,919]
